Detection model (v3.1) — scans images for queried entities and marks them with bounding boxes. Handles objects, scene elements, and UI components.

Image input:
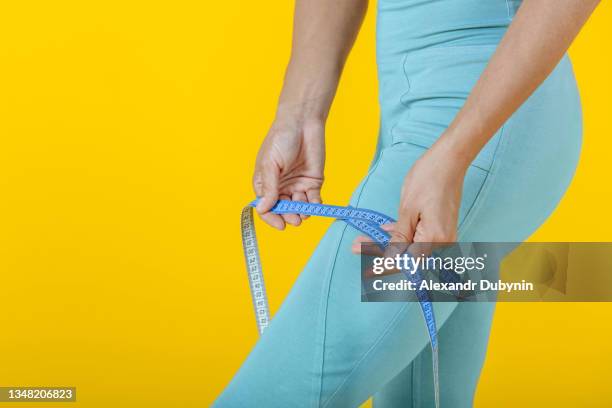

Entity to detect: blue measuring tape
[241,199,441,407]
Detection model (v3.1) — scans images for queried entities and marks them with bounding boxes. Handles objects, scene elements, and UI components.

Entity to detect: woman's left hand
[352,142,469,254]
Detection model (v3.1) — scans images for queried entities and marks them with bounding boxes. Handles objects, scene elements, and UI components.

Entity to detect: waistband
[376,0,521,60]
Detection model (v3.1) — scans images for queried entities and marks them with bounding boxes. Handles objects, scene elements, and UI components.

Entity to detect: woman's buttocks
[376,0,523,148]
[375,0,581,174]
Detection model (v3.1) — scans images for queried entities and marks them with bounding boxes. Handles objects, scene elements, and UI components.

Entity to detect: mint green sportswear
[214,1,582,406]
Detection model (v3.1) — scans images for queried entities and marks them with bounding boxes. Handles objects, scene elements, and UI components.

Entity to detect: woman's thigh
[213,142,489,407]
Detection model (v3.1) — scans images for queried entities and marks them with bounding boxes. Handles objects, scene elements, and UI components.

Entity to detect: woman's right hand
[253,107,325,230]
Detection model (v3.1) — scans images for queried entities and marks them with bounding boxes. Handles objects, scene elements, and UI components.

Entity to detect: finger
[304,189,322,221]
[352,235,373,246]
[390,217,415,244]
[385,210,417,260]
[306,189,322,205]
[412,220,455,254]
[351,235,384,256]
[279,194,301,227]
[252,162,285,230]
[252,167,265,200]
[259,211,286,231]
[254,162,279,214]
[291,191,309,220]
[392,201,419,243]
[380,223,396,232]
[386,228,411,259]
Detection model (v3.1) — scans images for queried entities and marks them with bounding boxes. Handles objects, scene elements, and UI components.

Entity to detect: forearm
[436,0,600,168]
[277,0,368,122]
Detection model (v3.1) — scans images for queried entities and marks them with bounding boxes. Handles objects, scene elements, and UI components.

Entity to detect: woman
[215,0,599,406]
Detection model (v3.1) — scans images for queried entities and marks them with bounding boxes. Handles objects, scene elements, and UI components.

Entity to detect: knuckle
[252,173,262,185]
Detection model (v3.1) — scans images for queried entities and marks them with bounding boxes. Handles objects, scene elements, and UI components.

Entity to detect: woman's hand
[253,107,325,230]
[352,141,468,254]
[392,144,466,245]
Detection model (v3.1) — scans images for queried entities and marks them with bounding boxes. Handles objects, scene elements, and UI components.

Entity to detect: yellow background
[0,1,611,407]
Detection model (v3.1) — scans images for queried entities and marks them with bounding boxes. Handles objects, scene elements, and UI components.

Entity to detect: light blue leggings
[214,1,582,406]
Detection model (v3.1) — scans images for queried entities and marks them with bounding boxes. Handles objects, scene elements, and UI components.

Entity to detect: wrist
[274,97,330,125]
[433,106,494,171]
[271,102,326,139]
[430,131,479,174]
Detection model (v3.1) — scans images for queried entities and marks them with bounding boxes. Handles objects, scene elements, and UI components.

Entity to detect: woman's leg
[373,303,496,408]
[214,142,490,407]
[373,55,582,407]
